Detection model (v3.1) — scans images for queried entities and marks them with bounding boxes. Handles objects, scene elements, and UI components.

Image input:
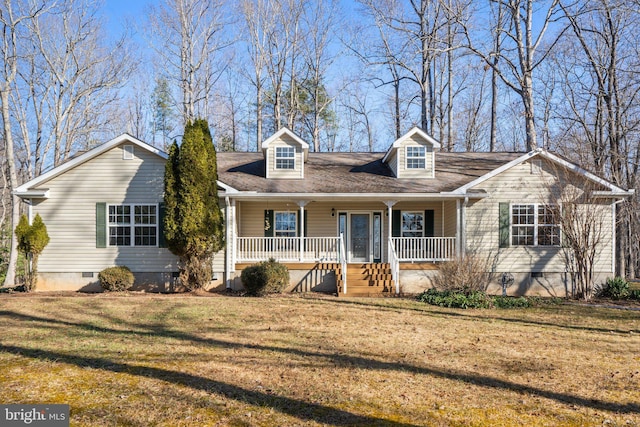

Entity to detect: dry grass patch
[0,293,638,426]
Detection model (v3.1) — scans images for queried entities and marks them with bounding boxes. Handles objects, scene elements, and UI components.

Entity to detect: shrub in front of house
[241,258,289,296]
[595,277,630,300]
[98,266,134,292]
[417,288,492,309]
[432,254,490,294]
[492,295,531,309]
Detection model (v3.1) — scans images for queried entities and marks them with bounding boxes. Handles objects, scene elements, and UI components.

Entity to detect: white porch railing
[388,238,400,294]
[236,237,342,263]
[391,237,456,262]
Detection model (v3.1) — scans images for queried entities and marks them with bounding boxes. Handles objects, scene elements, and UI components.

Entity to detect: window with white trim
[274,211,297,237]
[406,146,426,169]
[511,204,560,246]
[275,146,295,169]
[402,212,424,237]
[108,204,157,246]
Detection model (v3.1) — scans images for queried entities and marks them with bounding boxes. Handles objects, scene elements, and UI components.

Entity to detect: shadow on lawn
[311,298,640,335]
[0,343,417,426]
[1,309,638,416]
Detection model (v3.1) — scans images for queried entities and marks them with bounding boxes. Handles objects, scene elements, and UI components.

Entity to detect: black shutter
[96,203,107,248]
[392,210,401,237]
[424,209,435,237]
[264,210,274,237]
[499,202,510,248]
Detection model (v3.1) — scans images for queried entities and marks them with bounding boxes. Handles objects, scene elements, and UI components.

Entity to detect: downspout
[298,201,308,262]
[611,199,624,276]
[27,198,33,224]
[224,196,233,290]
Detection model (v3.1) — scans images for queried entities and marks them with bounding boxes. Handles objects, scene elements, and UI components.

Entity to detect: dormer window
[406,146,426,169]
[275,147,295,169]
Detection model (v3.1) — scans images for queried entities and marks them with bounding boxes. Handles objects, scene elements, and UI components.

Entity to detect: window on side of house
[401,211,424,237]
[275,146,295,169]
[108,204,157,246]
[406,146,426,169]
[274,211,297,237]
[511,203,560,246]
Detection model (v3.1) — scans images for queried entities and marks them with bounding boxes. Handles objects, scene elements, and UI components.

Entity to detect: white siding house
[15,128,632,296]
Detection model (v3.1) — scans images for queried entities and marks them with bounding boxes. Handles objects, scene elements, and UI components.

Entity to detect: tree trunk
[1,89,19,287]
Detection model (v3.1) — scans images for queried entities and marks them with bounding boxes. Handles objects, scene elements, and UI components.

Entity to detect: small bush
[433,254,489,294]
[417,288,492,309]
[629,289,640,300]
[493,296,531,309]
[595,277,630,300]
[241,258,289,296]
[98,266,134,292]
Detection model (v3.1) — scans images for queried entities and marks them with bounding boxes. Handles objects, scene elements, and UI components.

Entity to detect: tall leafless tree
[460,0,565,151]
[0,0,50,287]
[147,0,229,126]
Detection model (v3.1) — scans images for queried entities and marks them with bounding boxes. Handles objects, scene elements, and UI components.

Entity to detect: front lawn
[0,293,638,426]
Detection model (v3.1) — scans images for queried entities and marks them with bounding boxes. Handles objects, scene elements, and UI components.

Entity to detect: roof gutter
[13,189,50,199]
[222,191,488,201]
[592,189,635,198]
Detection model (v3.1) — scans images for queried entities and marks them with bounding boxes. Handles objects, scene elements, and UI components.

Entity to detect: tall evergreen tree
[163,119,224,289]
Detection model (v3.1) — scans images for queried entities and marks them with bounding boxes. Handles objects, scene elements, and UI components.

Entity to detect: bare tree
[239,0,274,149]
[20,0,135,168]
[299,0,340,151]
[489,0,505,152]
[147,0,229,125]
[543,169,626,300]
[339,78,377,151]
[555,0,640,278]
[0,0,50,287]
[460,0,565,151]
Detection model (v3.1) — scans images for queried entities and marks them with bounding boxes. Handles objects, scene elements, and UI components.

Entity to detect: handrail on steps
[339,233,347,295]
[388,238,400,294]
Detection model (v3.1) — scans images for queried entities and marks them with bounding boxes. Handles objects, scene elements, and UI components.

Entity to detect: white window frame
[405,146,426,169]
[401,211,424,237]
[275,146,295,169]
[511,203,560,247]
[274,211,297,237]
[108,204,158,247]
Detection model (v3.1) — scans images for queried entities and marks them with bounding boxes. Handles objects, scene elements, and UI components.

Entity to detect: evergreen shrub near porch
[241,258,289,296]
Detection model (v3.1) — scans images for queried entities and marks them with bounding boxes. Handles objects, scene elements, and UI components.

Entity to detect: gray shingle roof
[217,151,523,194]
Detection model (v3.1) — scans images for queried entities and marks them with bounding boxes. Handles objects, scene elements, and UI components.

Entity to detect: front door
[350,213,370,263]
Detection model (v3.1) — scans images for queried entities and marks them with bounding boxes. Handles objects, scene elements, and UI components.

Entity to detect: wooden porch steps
[337,263,395,297]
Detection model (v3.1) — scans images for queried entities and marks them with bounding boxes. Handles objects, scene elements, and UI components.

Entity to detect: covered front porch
[223,197,470,295]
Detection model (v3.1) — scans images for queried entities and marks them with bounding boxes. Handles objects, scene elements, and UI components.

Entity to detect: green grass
[0,293,638,426]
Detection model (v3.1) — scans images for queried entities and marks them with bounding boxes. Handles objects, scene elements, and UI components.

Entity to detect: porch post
[298,201,308,262]
[461,197,468,258]
[225,197,236,289]
[383,200,397,262]
[456,199,461,258]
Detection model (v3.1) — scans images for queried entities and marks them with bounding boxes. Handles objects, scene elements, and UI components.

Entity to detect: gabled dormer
[262,127,309,179]
[382,127,440,178]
